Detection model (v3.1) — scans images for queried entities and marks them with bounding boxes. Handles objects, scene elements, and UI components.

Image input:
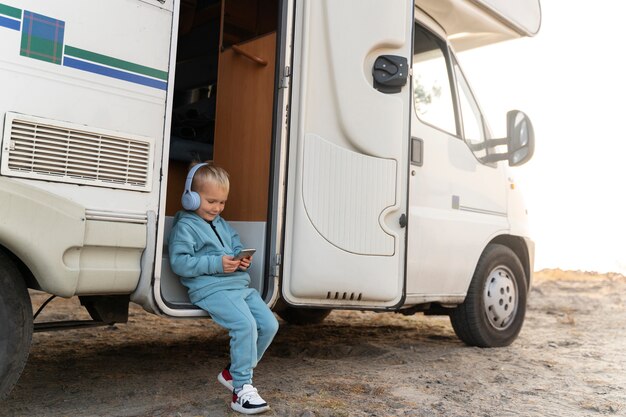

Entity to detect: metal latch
[372,55,408,94]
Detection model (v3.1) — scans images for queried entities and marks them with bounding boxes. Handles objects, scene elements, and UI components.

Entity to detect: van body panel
[470,0,541,36]
[0,0,538,313]
[72,220,146,294]
[0,0,172,298]
[507,177,531,238]
[405,125,509,297]
[0,2,543,399]
[0,176,148,297]
[0,0,170,215]
[282,0,413,307]
[405,13,509,299]
[0,177,84,297]
[417,0,541,51]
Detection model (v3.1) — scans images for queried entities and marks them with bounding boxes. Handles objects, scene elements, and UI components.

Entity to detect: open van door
[282,0,413,308]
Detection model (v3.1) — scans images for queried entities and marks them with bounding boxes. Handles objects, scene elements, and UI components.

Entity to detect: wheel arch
[0,177,85,297]
[0,244,39,290]
[488,234,532,288]
[449,241,529,347]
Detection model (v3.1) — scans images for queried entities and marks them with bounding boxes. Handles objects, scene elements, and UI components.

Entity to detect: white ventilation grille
[1,113,153,191]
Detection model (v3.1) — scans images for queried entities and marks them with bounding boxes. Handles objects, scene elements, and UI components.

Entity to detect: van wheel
[0,251,33,400]
[449,244,527,347]
[276,306,332,325]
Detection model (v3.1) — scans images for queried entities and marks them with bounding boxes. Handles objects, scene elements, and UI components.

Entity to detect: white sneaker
[231,384,270,415]
[217,366,234,391]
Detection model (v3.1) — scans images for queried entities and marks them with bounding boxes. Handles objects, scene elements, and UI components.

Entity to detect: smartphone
[233,248,256,260]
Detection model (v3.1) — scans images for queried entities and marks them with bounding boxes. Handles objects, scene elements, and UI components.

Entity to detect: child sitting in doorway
[168,162,278,415]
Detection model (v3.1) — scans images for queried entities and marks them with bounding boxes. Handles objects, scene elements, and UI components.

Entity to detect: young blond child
[168,162,278,415]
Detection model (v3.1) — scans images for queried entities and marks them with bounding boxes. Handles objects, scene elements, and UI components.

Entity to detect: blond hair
[190,161,230,192]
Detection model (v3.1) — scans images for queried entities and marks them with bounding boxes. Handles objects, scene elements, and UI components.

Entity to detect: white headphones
[181,162,208,211]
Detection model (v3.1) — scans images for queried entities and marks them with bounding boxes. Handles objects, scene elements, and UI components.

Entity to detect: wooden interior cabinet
[212,32,276,221]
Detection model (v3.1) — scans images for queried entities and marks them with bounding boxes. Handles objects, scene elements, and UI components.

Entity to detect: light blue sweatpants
[196,287,279,389]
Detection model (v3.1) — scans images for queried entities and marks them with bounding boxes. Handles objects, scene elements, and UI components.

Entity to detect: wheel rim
[483,266,518,330]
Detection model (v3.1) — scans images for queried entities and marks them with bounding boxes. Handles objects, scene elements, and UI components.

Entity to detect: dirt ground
[2,269,625,417]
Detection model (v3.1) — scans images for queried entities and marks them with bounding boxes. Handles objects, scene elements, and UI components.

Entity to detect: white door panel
[407,116,508,297]
[406,16,508,298]
[314,1,410,159]
[283,0,413,307]
[302,134,396,255]
[288,212,402,303]
[406,199,507,298]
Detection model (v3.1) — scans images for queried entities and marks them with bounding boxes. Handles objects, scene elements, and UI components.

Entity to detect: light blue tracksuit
[168,211,279,389]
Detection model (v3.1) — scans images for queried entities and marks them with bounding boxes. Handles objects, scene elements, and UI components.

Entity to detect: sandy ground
[2,269,625,417]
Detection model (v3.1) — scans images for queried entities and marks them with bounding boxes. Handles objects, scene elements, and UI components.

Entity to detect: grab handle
[231,44,268,66]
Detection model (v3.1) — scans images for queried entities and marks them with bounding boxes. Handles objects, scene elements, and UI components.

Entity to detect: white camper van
[0,0,540,399]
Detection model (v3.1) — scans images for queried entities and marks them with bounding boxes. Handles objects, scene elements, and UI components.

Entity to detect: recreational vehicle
[0,0,540,399]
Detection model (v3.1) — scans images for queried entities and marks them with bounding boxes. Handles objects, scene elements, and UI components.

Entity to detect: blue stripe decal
[0,15,19,31]
[63,57,167,91]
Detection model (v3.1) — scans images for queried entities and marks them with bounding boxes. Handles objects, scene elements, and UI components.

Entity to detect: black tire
[450,244,527,347]
[276,306,332,325]
[0,250,33,400]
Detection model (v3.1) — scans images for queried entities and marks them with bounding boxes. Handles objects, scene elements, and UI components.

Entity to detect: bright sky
[458,0,626,274]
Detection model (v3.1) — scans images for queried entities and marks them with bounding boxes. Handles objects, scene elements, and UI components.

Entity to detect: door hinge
[279,66,291,89]
[272,253,282,277]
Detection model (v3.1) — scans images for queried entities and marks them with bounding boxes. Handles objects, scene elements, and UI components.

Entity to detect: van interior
[161,0,281,309]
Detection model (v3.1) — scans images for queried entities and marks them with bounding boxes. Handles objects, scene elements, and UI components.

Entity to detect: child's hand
[222,256,241,273]
[239,255,253,271]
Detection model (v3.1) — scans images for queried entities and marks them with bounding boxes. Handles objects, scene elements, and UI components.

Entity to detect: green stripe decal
[64,45,168,81]
[0,3,21,19]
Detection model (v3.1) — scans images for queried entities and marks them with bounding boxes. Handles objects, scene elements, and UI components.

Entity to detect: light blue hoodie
[168,210,249,303]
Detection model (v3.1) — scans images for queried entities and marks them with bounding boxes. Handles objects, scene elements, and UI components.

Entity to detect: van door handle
[399,214,407,228]
[372,55,408,94]
[411,137,423,166]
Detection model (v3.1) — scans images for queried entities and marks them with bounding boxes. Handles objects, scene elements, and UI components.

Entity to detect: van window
[412,23,494,165]
[453,56,487,159]
[412,25,456,135]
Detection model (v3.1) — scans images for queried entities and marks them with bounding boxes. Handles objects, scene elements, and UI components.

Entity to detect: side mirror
[478,110,535,166]
[506,110,534,166]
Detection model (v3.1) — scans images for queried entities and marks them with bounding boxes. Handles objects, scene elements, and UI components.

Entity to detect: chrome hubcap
[483,266,518,330]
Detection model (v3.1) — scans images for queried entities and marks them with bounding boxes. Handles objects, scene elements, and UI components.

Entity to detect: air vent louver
[2,113,153,191]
